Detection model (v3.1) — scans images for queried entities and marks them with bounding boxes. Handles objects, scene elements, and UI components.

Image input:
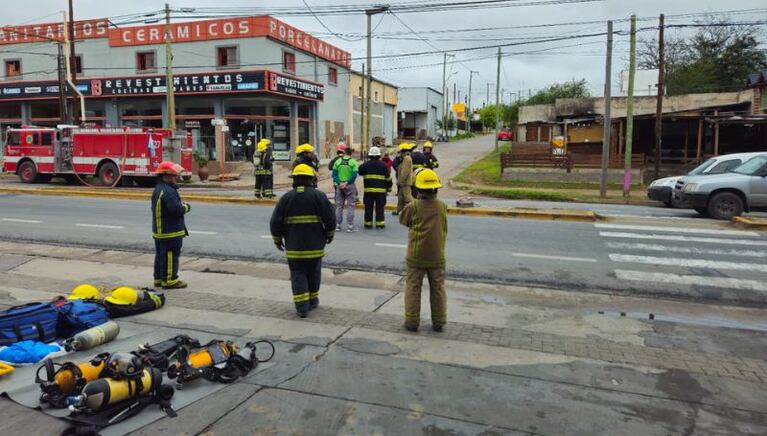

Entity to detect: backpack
[104,289,165,319]
[0,303,59,346]
[57,300,110,338]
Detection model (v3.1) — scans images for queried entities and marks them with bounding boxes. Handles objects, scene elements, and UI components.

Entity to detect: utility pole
[57,42,69,124]
[68,0,78,124]
[654,14,665,178]
[364,6,388,152]
[624,15,637,197]
[361,63,366,149]
[599,20,613,198]
[494,47,501,151]
[164,3,177,132]
[468,71,477,117]
[442,53,448,136]
[486,82,490,106]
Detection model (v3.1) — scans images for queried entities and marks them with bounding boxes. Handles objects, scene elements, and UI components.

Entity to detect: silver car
[675,155,767,220]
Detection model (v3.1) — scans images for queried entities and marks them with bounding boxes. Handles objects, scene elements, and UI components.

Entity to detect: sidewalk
[1,240,766,434]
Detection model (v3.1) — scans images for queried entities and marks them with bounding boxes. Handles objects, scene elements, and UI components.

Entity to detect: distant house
[517,89,766,174]
[348,72,398,149]
[397,87,444,140]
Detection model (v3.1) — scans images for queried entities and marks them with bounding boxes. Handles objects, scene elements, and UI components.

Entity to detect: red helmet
[156,161,179,175]
[337,144,347,153]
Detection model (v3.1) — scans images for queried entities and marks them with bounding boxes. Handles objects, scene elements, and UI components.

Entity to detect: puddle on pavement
[597,310,767,332]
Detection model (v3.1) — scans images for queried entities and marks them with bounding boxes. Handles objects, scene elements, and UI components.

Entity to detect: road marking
[1,218,41,224]
[512,253,598,263]
[605,242,767,258]
[609,253,767,273]
[75,223,125,229]
[615,269,767,292]
[375,243,407,248]
[599,231,767,247]
[260,235,274,239]
[595,223,759,237]
[189,230,218,235]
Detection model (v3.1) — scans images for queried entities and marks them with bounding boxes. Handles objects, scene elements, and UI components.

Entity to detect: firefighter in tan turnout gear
[399,169,448,332]
[395,142,415,214]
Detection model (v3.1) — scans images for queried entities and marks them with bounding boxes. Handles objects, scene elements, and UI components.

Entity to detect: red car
[497,129,513,141]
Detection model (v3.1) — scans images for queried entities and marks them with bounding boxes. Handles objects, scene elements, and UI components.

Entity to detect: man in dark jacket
[423,141,439,169]
[270,164,336,317]
[254,138,275,198]
[152,161,191,289]
[358,146,392,229]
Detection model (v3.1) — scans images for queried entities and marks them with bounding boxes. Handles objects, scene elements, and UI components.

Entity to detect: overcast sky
[3,0,766,104]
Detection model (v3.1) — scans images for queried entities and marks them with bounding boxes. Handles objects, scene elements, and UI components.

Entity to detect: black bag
[0,303,59,346]
[103,290,165,318]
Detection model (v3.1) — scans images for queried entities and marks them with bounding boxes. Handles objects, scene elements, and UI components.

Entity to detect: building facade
[347,71,398,149]
[397,87,443,140]
[0,16,351,161]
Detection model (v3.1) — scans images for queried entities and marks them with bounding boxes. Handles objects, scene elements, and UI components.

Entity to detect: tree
[479,104,519,129]
[636,17,767,95]
[524,79,591,105]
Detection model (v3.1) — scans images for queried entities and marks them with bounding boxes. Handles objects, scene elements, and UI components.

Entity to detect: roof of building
[398,87,444,96]
[349,70,399,88]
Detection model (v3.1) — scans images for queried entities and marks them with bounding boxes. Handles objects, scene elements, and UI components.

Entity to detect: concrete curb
[0,187,600,222]
[732,216,767,230]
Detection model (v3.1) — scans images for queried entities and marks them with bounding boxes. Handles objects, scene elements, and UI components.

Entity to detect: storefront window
[272,104,290,117]
[30,102,60,120]
[84,101,106,119]
[0,103,21,120]
[299,121,310,145]
[297,104,311,119]
[271,121,291,161]
[121,100,162,117]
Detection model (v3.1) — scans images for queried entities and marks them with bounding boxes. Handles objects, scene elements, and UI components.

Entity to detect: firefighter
[253,139,275,198]
[358,146,392,229]
[423,141,440,169]
[332,147,360,232]
[395,142,415,215]
[270,164,336,317]
[151,161,191,290]
[399,169,448,332]
[293,143,320,171]
[411,144,427,171]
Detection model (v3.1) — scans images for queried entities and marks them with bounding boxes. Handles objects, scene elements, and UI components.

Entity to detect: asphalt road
[1,193,766,305]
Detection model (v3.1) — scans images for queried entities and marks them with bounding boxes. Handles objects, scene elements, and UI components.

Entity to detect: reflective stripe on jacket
[151,180,189,240]
[358,159,392,194]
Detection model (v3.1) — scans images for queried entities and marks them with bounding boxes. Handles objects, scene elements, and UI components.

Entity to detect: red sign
[107,16,351,68]
[0,19,108,45]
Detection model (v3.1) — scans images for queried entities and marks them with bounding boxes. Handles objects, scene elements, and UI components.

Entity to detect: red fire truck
[2,126,192,186]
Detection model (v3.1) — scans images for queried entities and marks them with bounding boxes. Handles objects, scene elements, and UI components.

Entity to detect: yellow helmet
[423,141,433,149]
[68,284,101,301]
[291,163,316,178]
[257,139,270,151]
[296,143,314,155]
[104,286,139,305]
[399,142,414,151]
[414,169,442,190]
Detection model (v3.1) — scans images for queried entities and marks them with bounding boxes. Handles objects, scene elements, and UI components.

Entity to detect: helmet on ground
[156,161,179,175]
[398,142,414,151]
[68,284,100,301]
[337,144,347,153]
[423,141,433,149]
[291,163,316,178]
[414,169,442,190]
[368,146,382,157]
[104,287,140,305]
[296,143,314,155]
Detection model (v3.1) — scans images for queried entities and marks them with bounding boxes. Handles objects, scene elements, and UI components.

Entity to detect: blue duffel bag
[57,300,109,338]
[0,303,59,346]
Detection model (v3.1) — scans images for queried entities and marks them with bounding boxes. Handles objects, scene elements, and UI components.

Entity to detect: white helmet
[368,146,382,157]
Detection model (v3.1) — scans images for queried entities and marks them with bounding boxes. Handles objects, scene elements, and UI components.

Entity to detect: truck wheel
[707,192,744,220]
[18,161,39,183]
[98,162,120,186]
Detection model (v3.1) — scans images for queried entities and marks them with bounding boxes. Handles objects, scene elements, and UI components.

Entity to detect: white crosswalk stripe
[598,222,767,292]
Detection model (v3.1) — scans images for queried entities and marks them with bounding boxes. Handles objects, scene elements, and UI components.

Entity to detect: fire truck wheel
[98,162,120,186]
[18,161,39,184]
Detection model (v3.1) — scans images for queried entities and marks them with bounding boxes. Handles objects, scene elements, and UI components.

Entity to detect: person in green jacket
[332,147,359,232]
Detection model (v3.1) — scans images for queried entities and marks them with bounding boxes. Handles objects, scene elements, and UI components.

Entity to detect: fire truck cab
[2,126,192,186]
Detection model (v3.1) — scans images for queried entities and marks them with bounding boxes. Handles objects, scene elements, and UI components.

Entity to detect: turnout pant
[364,193,387,228]
[397,184,413,213]
[288,258,322,313]
[335,184,357,227]
[154,238,183,287]
[404,266,447,329]
[254,171,274,197]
